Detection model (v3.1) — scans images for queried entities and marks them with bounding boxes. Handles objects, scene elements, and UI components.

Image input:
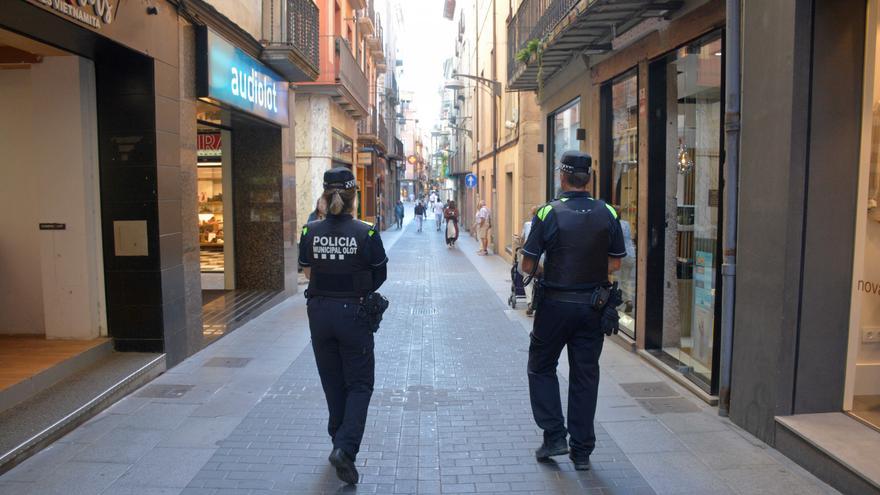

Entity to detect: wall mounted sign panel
[197,28,289,127]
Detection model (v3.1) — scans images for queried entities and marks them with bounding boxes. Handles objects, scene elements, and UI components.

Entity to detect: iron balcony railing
[378,115,388,148]
[357,107,389,149]
[357,107,376,137]
[287,0,319,73]
[507,0,579,81]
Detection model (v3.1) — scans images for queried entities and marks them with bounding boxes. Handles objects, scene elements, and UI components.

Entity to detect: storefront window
[652,34,723,390]
[602,71,639,339]
[333,129,354,166]
[198,130,225,274]
[549,99,580,200]
[849,6,880,429]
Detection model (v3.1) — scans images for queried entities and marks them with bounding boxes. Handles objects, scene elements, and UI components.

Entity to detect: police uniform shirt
[298,215,388,296]
[522,191,626,290]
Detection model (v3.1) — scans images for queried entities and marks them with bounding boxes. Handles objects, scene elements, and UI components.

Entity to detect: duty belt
[543,289,596,304]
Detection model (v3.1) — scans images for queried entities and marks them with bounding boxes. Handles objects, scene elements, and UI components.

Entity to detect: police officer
[519,151,626,471]
[298,167,388,485]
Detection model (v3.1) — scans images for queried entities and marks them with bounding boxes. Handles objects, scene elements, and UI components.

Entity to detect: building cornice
[171,0,264,59]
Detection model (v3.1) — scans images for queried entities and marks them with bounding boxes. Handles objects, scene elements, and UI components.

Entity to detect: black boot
[535,436,569,460]
[569,453,590,471]
[328,448,359,484]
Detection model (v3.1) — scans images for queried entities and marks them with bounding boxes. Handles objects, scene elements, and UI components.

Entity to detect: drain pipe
[718,0,741,417]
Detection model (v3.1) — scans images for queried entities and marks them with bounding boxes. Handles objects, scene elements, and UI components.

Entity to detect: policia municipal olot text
[298,167,389,485]
[519,151,626,471]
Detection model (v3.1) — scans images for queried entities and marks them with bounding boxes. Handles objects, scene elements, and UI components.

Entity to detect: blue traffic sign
[465,173,478,189]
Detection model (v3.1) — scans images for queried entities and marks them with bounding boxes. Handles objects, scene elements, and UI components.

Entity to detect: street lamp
[444,72,502,96]
[444,72,502,255]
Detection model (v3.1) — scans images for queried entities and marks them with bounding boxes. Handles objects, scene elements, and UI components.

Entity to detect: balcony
[297,36,369,118]
[370,15,386,72]
[507,0,683,91]
[261,0,320,82]
[357,107,388,151]
[358,0,376,36]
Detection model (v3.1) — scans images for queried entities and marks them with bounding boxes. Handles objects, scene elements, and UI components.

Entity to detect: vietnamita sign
[34,0,113,29]
[197,28,289,127]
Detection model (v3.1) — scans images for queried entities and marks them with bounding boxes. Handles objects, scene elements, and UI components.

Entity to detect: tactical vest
[542,198,612,289]
[305,217,376,298]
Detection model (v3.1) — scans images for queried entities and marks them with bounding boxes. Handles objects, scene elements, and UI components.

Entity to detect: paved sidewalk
[0,219,838,495]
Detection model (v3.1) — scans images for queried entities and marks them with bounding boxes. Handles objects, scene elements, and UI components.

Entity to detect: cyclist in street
[298,167,388,485]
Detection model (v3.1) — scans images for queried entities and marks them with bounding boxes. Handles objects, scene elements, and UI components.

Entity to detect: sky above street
[396,0,459,132]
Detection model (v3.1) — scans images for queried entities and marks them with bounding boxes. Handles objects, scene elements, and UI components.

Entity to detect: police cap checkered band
[323,167,358,190]
[558,151,592,174]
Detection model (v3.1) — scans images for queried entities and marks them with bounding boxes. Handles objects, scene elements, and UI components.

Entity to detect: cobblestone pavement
[180,220,651,495]
[0,214,837,495]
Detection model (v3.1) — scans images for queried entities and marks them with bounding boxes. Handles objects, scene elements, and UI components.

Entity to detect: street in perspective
[0,0,878,494]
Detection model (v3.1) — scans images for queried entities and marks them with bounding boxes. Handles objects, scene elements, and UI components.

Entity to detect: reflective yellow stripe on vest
[537,204,553,221]
[605,203,618,219]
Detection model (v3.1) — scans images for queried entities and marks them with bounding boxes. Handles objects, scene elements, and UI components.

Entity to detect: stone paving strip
[0,217,839,495]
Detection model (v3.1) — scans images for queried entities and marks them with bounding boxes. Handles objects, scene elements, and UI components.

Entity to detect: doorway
[0,29,108,396]
[646,32,724,393]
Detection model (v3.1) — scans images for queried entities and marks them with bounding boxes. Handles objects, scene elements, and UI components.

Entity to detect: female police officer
[298,167,388,485]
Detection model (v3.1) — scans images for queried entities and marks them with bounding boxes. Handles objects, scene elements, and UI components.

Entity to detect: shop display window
[198,165,224,272]
[548,99,580,200]
[602,71,639,339]
[198,129,225,273]
[650,33,723,390]
[848,5,880,430]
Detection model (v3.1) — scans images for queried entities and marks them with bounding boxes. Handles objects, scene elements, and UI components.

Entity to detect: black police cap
[558,151,592,175]
[323,167,358,190]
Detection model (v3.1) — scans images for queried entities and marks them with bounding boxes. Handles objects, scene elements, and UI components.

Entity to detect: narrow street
[0,217,835,495]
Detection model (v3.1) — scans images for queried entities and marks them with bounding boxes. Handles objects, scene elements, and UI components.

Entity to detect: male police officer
[299,168,388,485]
[519,151,626,470]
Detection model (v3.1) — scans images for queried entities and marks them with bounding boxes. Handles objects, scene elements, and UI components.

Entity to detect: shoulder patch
[537,204,553,221]
[301,226,308,236]
[605,203,619,219]
[559,197,570,203]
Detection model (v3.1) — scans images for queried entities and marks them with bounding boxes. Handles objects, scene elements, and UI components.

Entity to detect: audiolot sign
[34,0,113,29]
[197,28,289,127]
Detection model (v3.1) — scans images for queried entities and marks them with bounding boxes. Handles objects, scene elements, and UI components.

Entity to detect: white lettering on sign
[230,67,279,114]
[38,0,114,29]
[312,236,358,260]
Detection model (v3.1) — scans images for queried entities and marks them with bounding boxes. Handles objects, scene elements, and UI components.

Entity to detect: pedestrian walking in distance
[414,200,426,232]
[519,151,627,471]
[444,200,460,247]
[475,200,491,255]
[434,199,445,231]
[298,167,389,485]
[395,200,405,229]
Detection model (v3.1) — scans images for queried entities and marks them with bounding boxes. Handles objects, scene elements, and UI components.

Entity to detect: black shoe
[570,453,590,471]
[328,448,359,485]
[535,437,569,460]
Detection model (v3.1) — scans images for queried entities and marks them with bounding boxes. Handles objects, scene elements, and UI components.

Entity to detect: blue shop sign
[197,28,289,127]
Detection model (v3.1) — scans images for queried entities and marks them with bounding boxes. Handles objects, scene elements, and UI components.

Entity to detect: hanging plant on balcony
[515,38,540,64]
[515,38,546,99]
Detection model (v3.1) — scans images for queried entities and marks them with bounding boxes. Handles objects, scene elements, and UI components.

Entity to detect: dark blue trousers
[307,297,375,459]
[528,297,604,457]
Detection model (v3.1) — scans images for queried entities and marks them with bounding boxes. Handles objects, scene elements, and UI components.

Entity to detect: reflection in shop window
[604,71,639,339]
[654,34,723,391]
[849,7,880,429]
[549,100,580,200]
